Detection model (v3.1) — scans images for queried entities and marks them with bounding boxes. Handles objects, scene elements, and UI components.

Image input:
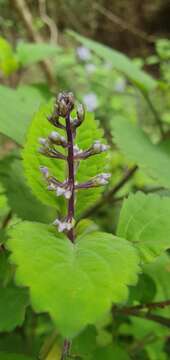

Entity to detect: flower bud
[95,173,111,185]
[48,131,67,147]
[56,186,72,199]
[77,104,85,123]
[39,137,48,147]
[56,92,75,117]
[93,141,110,154]
[39,166,49,179]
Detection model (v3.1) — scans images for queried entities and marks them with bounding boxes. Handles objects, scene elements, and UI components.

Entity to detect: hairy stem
[65,111,75,243]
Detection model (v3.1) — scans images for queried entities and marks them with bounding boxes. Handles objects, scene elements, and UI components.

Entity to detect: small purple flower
[114,78,126,92]
[76,46,91,61]
[83,93,98,112]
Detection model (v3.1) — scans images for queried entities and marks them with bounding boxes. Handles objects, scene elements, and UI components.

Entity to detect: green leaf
[8,222,140,338]
[23,102,107,216]
[0,353,34,360]
[128,273,156,305]
[144,253,170,316]
[71,326,97,358]
[16,42,59,67]
[68,31,156,92]
[0,155,53,223]
[0,37,18,76]
[0,285,28,332]
[75,219,99,237]
[113,116,170,188]
[22,101,65,210]
[0,85,49,145]
[92,344,130,360]
[117,192,170,263]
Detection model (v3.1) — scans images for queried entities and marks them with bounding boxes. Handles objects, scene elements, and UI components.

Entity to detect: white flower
[47,183,56,191]
[76,46,91,61]
[53,218,74,232]
[96,173,111,185]
[93,141,110,153]
[73,145,83,156]
[83,93,98,112]
[56,186,72,199]
[85,63,96,74]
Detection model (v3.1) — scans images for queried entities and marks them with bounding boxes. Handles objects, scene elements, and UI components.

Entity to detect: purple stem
[65,110,75,243]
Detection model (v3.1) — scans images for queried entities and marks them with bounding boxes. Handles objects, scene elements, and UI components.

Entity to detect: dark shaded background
[1,0,170,57]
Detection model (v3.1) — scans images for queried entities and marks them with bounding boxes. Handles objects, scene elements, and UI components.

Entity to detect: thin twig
[131,312,170,329]
[79,165,138,219]
[94,2,156,44]
[119,299,170,314]
[38,0,58,44]
[1,210,12,229]
[141,90,165,138]
[11,0,54,85]
[114,300,170,329]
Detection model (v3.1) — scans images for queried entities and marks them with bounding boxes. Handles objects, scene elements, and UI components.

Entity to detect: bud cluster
[38,92,110,238]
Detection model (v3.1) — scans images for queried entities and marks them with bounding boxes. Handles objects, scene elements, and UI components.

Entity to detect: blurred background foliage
[0,0,170,359]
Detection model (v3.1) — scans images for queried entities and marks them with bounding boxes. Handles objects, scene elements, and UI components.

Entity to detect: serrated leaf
[113,117,170,188]
[16,42,59,66]
[0,85,49,145]
[0,285,28,332]
[117,192,170,263]
[0,353,34,360]
[0,155,53,223]
[8,222,140,338]
[68,31,156,92]
[0,37,18,76]
[23,102,107,216]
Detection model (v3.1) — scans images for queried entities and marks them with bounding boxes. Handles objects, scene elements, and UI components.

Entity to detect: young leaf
[117,192,170,263]
[68,31,156,92]
[113,116,170,188]
[16,42,60,67]
[23,103,107,216]
[8,222,140,338]
[0,85,49,145]
[0,286,28,332]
